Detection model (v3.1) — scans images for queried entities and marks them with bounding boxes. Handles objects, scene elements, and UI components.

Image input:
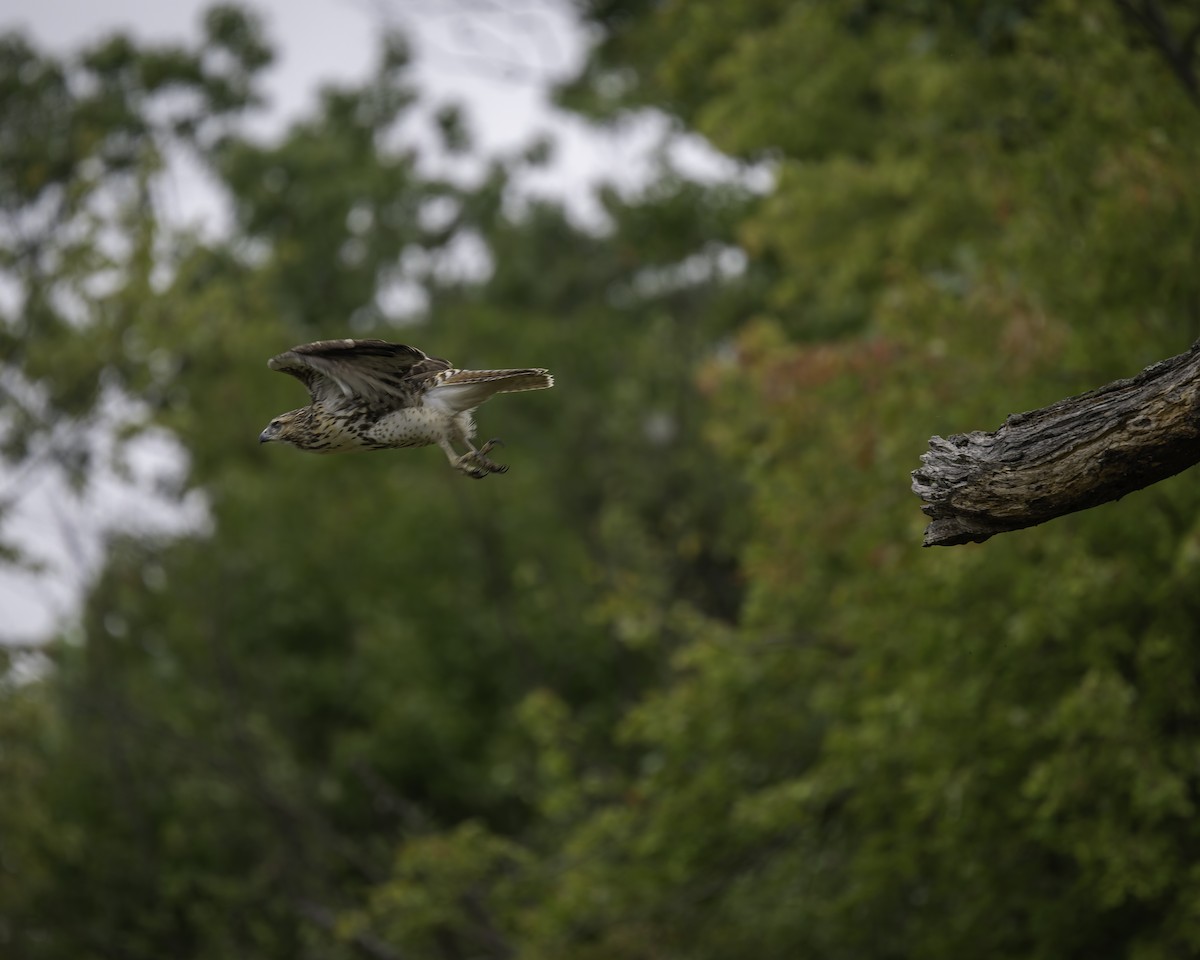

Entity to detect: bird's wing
[267,339,453,405]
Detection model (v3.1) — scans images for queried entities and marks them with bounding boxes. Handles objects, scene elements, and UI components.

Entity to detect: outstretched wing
[268,339,453,406]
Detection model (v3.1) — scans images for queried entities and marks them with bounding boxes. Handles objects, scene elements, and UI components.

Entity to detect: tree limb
[912,340,1200,546]
[1112,0,1200,107]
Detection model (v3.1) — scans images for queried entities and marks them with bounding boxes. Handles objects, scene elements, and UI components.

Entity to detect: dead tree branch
[912,340,1200,546]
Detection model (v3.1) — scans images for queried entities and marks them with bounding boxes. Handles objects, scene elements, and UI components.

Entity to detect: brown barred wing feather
[268,339,452,407]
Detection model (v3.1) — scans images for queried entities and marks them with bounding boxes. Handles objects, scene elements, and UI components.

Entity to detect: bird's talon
[456,450,506,478]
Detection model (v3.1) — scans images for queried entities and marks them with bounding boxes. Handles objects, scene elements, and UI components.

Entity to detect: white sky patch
[371,271,429,326]
[417,195,460,233]
[0,385,209,643]
[432,228,493,285]
[628,244,749,301]
[151,141,237,242]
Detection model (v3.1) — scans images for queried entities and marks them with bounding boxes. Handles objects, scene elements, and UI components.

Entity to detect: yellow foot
[455,439,508,479]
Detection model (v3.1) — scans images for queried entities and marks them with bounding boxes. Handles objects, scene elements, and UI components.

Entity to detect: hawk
[259,339,554,478]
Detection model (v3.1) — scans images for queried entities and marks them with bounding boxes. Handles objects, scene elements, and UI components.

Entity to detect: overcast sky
[1,0,740,641]
[8,0,580,137]
[5,0,708,226]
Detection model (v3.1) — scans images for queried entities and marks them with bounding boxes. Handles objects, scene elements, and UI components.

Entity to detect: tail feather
[427,368,554,412]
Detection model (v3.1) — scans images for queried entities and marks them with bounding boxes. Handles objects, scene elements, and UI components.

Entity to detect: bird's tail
[446,369,554,394]
[427,368,554,412]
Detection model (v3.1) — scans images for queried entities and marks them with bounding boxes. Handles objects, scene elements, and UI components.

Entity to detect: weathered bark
[912,340,1200,547]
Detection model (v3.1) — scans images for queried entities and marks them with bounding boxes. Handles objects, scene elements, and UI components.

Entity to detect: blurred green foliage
[3,1,1200,957]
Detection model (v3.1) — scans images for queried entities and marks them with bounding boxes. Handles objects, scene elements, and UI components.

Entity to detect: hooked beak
[259,424,277,444]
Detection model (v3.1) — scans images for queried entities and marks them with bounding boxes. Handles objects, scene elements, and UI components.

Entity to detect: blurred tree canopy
[3,1,1200,958]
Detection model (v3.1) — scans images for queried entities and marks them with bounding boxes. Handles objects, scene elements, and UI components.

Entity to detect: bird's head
[259,408,310,447]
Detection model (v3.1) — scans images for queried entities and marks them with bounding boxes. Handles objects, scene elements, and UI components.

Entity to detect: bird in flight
[260,339,554,478]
